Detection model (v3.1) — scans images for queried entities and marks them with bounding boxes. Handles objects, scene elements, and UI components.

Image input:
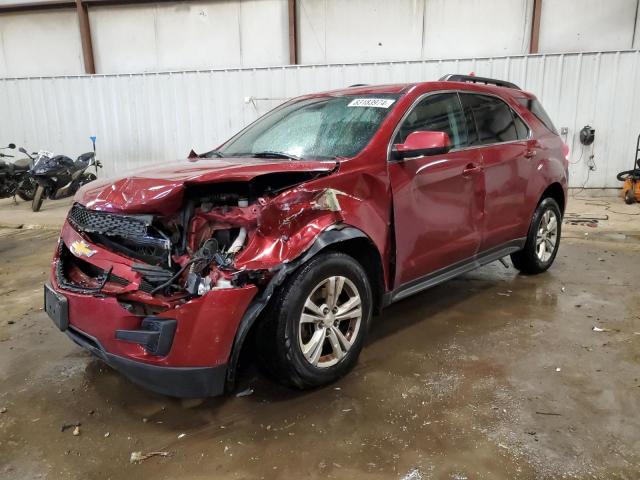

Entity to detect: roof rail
[439,74,521,90]
[348,83,369,87]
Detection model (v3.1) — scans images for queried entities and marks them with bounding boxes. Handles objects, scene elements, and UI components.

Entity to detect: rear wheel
[32,185,45,212]
[256,252,372,389]
[511,197,562,274]
[17,178,37,201]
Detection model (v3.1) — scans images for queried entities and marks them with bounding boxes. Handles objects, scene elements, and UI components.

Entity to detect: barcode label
[347,98,396,108]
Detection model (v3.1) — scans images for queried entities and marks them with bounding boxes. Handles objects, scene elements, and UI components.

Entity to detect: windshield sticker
[348,98,396,108]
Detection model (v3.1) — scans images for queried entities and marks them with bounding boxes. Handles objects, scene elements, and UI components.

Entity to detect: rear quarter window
[517,98,558,135]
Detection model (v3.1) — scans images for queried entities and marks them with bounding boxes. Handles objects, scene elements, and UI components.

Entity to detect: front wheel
[256,252,372,390]
[511,197,562,274]
[32,185,45,212]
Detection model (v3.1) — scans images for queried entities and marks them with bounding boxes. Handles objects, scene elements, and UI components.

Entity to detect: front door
[388,92,484,287]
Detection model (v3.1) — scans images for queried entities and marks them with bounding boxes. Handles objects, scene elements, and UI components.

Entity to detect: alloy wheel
[536,209,558,262]
[298,276,362,368]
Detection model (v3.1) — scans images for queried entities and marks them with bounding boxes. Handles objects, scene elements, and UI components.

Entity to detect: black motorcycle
[0,143,37,202]
[29,139,102,212]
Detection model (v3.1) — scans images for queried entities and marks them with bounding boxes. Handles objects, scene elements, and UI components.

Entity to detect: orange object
[622,178,640,204]
[618,133,640,204]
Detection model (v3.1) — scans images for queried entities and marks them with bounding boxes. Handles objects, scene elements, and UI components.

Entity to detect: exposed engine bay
[57,174,346,302]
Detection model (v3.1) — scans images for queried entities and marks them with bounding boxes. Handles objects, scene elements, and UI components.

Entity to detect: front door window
[394,93,468,149]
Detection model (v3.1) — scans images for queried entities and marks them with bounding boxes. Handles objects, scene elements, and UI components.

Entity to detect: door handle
[462,163,481,177]
[525,149,537,159]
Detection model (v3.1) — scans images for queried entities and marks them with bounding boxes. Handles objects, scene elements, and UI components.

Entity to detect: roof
[310,78,533,99]
[322,83,417,96]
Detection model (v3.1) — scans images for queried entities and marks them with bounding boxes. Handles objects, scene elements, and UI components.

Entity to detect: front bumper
[65,324,226,398]
[45,278,256,397]
[46,220,259,397]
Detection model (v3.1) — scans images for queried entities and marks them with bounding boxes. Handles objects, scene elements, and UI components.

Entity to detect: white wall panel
[298,0,533,63]
[635,6,640,49]
[1,50,638,188]
[422,0,533,58]
[0,10,84,77]
[239,0,289,66]
[89,5,159,74]
[89,0,288,74]
[539,0,638,53]
[298,0,425,64]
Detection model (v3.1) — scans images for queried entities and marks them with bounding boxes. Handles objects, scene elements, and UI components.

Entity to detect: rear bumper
[66,324,227,398]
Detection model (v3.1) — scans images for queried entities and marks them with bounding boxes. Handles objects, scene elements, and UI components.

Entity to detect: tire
[510,197,562,275]
[17,178,37,201]
[624,187,636,205]
[256,251,372,390]
[32,185,45,212]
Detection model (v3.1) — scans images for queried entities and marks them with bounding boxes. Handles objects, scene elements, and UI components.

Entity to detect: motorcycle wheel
[17,178,37,201]
[32,185,45,212]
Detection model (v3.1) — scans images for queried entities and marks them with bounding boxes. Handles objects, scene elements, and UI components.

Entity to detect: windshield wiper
[250,151,300,161]
[203,150,224,158]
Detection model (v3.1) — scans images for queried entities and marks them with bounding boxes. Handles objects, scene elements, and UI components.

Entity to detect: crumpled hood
[75,157,337,214]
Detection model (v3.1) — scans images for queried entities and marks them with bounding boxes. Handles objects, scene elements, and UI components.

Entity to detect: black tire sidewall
[526,198,562,271]
[32,186,45,212]
[279,253,372,387]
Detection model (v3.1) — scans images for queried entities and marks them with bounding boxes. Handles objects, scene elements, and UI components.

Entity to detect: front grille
[67,203,170,267]
[68,203,151,237]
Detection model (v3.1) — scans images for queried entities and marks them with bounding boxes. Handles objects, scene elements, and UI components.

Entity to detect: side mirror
[392,131,452,160]
[7,143,15,149]
[19,147,27,154]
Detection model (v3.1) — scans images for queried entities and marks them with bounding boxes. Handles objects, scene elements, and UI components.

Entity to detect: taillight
[562,143,570,161]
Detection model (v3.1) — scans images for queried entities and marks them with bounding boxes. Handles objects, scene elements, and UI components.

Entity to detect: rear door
[459,93,534,251]
[388,92,484,286]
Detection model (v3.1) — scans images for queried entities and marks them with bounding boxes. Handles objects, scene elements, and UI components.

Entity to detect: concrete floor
[0,193,639,479]
[0,197,72,230]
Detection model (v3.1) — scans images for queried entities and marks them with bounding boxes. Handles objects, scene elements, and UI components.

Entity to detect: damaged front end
[62,180,345,297]
[51,172,348,396]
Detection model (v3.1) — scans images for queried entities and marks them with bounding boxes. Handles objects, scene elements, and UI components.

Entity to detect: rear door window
[394,93,468,149]
[460,94,518,145]
[513,113,530,140]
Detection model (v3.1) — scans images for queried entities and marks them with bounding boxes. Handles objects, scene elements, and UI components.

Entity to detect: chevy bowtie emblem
[70,240,97,258]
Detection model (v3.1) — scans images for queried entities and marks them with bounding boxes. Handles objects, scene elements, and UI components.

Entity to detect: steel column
[288,0,298,64]
[530,0,543,54]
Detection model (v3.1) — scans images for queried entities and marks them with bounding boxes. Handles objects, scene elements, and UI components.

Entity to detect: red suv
[44,75,568,397]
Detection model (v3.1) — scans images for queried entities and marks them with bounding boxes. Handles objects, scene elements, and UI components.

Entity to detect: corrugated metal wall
[1,50,639,187]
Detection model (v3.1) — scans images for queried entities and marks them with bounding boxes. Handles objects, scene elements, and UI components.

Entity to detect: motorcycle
[0,143,38,202]
[29,137,102,212]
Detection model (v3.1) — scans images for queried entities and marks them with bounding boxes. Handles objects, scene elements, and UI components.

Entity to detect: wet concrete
[0,227,639,479]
